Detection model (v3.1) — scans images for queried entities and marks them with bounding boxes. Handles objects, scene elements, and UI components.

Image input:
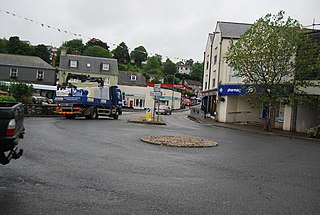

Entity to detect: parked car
[155,105,172,115]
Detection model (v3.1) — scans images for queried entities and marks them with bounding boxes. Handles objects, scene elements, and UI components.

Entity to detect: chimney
[61,47,67,56]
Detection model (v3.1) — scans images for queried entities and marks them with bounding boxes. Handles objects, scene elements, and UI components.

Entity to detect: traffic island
[141,136,218,147]
[128,117,166,125]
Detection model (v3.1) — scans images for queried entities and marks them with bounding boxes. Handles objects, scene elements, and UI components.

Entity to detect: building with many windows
[58,51,119,87]
[202,21,320,132]
[0,53,57,97]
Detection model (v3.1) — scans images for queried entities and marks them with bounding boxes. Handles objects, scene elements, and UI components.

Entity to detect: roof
[184,79,202,86]
[0,53,55,70]
[118,71,146,87]
[217,21,252,39]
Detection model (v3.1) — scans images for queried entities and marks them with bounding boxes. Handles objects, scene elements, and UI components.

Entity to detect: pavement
[125,107,319,142]
[187,115,320,142]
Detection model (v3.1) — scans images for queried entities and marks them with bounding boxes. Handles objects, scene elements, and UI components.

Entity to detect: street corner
[140,136,218,147]
[127,117,166,125]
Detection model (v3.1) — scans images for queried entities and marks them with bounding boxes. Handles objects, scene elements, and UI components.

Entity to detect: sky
[0,0,319,63]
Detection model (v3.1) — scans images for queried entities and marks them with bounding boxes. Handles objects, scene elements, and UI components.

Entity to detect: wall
[0,65,56,85]
[296,104,319,132]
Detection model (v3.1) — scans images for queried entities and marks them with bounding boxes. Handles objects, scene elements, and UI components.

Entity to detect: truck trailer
[54,85,122,120]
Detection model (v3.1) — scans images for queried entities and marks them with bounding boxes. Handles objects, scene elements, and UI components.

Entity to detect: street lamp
[171,73,179,110]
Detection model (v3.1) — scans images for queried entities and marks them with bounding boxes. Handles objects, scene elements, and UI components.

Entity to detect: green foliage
[63,39,85,54]
[190,62,204,81]
[34,44,51,64]
[0,38,8,53]
[145,56,162,71]
[83,45,112,58]
[163,59,177,76]
[118,63,142,72]
[7,36,33,55]
[130,46,148,67]
[9,82,33,102]
[112,42,130,64]
[0,82,9,92]
[0,95,16,102]
[225,11,317,131]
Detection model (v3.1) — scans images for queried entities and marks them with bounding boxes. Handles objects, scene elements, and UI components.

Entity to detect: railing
[23,104,57,116]
[188,107,206,121]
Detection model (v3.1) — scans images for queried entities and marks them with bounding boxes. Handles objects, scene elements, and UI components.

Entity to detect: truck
[54,75,122,119]
[0,102,24,165]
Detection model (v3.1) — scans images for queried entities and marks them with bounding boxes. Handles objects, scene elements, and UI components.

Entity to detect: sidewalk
[188,116,320,142]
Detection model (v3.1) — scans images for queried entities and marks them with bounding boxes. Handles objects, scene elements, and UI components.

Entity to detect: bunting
[0,9,190,61]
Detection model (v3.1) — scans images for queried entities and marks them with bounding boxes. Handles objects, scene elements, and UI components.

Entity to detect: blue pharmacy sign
[218,85,257,96]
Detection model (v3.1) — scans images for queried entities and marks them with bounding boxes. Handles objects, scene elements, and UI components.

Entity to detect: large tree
[190,62,204,81]
[34,44,51,64]
[63,39,86,54]
[226,11,319,131]
[130,46,147,67]
[83,45,112,58]
[112,42,130,63]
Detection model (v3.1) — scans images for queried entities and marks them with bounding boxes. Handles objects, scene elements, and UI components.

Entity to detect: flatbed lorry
[54,85,122,119]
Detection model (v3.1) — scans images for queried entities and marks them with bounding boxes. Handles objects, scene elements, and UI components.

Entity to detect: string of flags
[0,9,189,62]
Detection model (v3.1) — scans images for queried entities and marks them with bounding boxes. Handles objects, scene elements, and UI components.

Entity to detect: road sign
[154,84,161,92]
[150,91,162,97]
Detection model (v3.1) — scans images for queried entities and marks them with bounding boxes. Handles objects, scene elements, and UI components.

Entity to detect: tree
[112,42,130,63]
[130,46,147,67]
[145,56,162,71]
[190,62,204,81]
[83,45,112,58]
[0,38,8,53]
[163,58,177,76]
[7,36,33,55]
[63,39,85,54]
[226,11,319,131]
[34,44,51,64]
[9,82,33,103]
[86,38,109,51]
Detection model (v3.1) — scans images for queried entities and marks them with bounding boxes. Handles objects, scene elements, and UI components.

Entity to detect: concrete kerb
[127,117,166,125]
[187,115,320,142]
[141,136,219,148]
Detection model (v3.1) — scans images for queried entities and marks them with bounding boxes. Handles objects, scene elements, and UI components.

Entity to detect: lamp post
[171,73,178,110]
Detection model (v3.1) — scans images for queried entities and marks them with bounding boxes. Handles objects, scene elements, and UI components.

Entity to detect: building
[202,21,320,132]
[118,71,181,109]
[0,53,57,97]
[202,21,252,121]
[58,52,119,87]
[176,62,192,75]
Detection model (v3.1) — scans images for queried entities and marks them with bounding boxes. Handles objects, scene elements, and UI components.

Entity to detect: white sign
[154,84,161,92]
[150,91,162,97]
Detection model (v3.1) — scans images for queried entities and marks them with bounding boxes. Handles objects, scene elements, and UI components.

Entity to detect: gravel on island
[141,136,218,147]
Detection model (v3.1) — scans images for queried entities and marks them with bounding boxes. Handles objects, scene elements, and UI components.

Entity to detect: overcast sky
[0,0,319,62]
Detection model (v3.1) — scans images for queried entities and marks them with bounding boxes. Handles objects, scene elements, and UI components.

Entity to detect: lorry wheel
[91,109,97,119]
[113,111,119,119]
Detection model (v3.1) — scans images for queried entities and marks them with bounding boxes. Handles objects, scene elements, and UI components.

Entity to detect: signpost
[150,91,162,122]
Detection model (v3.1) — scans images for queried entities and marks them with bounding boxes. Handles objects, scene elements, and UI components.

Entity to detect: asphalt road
[1,111,320,215]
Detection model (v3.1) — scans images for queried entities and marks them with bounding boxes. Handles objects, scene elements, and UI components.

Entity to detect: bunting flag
[0,8,190,61]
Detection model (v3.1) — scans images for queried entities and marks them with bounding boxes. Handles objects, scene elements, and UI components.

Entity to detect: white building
[202,21,320,132]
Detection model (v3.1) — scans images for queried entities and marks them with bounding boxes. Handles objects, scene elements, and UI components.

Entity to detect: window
[205,82,208,90]
[86,63,91,68]
[101,63,110,71]
[206,61,209,70]
[10,68,18,78]
[130,75,137,81]
[70,60,78,68]
[214,55,217,65]
[36,70,44,80]
[212,78,216,88]
[104,78,110,86]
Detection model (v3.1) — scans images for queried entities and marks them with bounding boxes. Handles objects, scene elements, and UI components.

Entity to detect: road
[1,111,320,214]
